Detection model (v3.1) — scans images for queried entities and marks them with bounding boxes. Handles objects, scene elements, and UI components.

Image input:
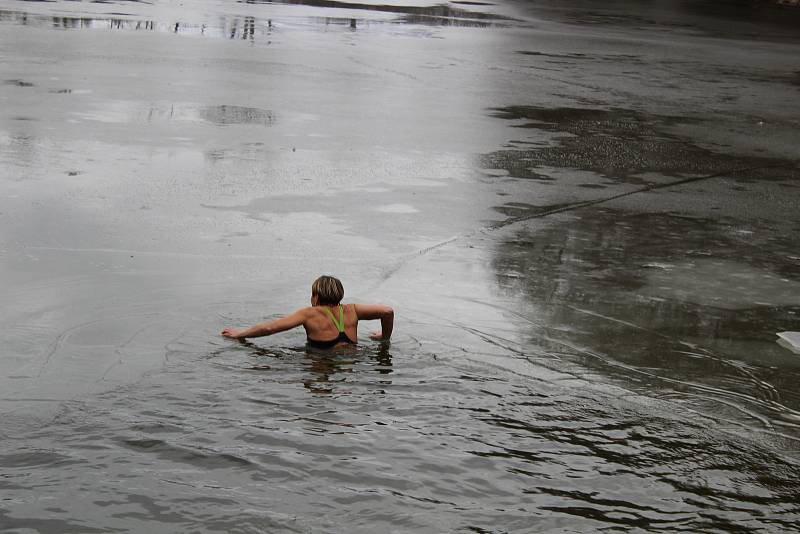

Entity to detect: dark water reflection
[511,0,800,41]
[492,206,800,435]
[247,0,513,25]
[238,340,393,395]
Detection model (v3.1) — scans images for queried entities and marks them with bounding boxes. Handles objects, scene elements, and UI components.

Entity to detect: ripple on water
[2,338,800,532]
[0,449,80,468]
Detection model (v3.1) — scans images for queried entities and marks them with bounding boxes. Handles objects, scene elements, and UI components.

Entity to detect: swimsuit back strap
[323,305,345,332]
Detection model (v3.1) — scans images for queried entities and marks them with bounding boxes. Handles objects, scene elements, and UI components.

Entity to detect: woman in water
[221,275,393,347]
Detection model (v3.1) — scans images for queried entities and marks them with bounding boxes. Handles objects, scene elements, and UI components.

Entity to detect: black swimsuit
[307,305,356,348]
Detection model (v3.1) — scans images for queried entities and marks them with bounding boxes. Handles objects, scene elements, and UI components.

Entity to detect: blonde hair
[312,275,344,305]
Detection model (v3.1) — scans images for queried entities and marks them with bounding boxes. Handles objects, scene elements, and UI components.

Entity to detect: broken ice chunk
[776,332,800,354]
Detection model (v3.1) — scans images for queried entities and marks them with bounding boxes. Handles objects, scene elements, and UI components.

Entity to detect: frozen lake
[1,0,800,531]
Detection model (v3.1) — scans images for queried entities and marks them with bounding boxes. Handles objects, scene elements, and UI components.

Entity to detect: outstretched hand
[221,328,243,339]
[370,331,387,341]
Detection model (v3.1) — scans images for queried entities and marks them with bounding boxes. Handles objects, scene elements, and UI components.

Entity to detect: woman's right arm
[354,304,394,341]
[221,308,309,339]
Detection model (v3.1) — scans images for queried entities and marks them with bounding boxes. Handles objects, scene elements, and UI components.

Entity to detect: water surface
[2,0,800,531]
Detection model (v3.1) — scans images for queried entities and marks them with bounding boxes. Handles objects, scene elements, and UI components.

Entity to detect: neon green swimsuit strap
[322,305,345,332]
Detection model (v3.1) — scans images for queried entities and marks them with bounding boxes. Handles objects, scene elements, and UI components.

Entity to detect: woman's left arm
[222,309,308,339]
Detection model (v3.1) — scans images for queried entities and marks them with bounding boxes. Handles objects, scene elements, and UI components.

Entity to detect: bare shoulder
[295,306,316,319]
[278,306,314,323]
[354,303,394,320]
